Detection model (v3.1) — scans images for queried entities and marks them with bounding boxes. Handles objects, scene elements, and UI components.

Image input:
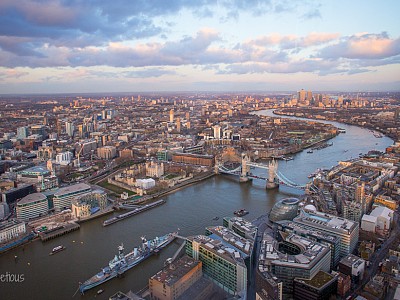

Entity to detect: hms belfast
[79,232,177,294]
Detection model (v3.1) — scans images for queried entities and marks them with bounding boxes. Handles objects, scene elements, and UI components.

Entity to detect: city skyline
[0,0,400,94]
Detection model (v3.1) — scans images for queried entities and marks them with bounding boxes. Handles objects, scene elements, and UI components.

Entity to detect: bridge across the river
[216,153,307,190]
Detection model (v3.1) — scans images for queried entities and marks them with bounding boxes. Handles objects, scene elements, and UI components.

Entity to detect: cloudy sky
[0,0,399,94]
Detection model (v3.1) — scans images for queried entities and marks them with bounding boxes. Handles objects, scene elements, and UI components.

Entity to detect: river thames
[0,110,393,300]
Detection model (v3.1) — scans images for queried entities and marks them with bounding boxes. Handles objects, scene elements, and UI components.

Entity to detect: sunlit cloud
[0,0,398,92]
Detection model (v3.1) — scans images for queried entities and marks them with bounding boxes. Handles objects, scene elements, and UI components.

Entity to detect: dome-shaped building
[269,198,300,223]
[304,204,317,212]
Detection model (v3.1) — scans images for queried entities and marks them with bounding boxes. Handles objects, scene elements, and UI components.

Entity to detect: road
[352,209,400,297]
[247,214,271,300]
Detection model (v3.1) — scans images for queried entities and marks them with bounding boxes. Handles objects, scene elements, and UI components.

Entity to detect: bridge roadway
[217,162,307,190]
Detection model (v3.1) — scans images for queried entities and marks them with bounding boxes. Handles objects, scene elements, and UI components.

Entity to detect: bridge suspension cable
[217,160,307,190]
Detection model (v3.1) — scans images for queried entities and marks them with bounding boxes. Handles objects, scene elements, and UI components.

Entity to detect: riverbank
[0,232,37,254]
[251,110,339,158]
[272,108,398,142]
[131,171,216,204]
[1,114,393,300]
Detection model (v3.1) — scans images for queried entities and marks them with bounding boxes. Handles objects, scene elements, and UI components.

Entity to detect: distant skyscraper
[30,125,46,137]
[17,126,29,139]
[338,96,344,106]
[306,90,313,102]
[355,182,365,203]
[176,117,181,132]
[169,109,174,123]
[298,89,306,103]
[65,122,74,137]
[213,125,221,139]
[56,118,62,136]
[395,108,400,120]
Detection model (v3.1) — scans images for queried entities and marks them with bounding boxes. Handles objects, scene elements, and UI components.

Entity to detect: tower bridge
[215,153,307,190]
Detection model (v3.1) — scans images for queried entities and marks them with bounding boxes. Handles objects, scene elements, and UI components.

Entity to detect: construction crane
[76,144,84,168]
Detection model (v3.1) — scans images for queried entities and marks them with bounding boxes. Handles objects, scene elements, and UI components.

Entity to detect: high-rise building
[186,234,248,297]
[17,126,29,139]
[355,181,365,203]
[176,117,181,132]
[213,125,221,139]
[275,220,341,268]
[78,124,85,138]
[169,109,174,123]
[56,151,73,165]
[395,108,400,119]
[258,232,331,295]
[343,201,363,223]
[298,89,306,102]
[65,122,74,137]
[56,118,62,136]
[30,125,46,138]
[97,146,117,159]
[306,90,313,102]
[293,210,359,259]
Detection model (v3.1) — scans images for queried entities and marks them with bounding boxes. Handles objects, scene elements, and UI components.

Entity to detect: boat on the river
[234,209,249,217]
[282,156,293,161]
[79,232,176,294]
[49,245,65,255]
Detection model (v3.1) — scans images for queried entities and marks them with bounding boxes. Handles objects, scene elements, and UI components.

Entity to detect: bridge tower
[266,159,279,189]
[214,158,220,174]
[240,153,250,182]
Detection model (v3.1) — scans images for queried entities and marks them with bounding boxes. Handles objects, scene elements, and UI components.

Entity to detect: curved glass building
[269,198,300,223]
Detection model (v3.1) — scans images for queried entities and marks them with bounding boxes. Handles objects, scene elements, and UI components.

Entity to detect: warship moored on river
[79,232,177,294]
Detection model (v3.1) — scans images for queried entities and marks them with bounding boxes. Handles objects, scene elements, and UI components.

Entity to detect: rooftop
[224,216,258,237]
[339,254,365,268]
[177,276,215,300]
[54,183,91,197]
[294,270,336,289]
[275,220,340,243]
[206,226,253,256]
[258,231,330,270]
[20,166,50,175]
[0,219,24,231]
[151,255,200,286]
[188,234,247,266]
[17,192,47,205]
[294,210,357,233]
[109,291,143,300]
